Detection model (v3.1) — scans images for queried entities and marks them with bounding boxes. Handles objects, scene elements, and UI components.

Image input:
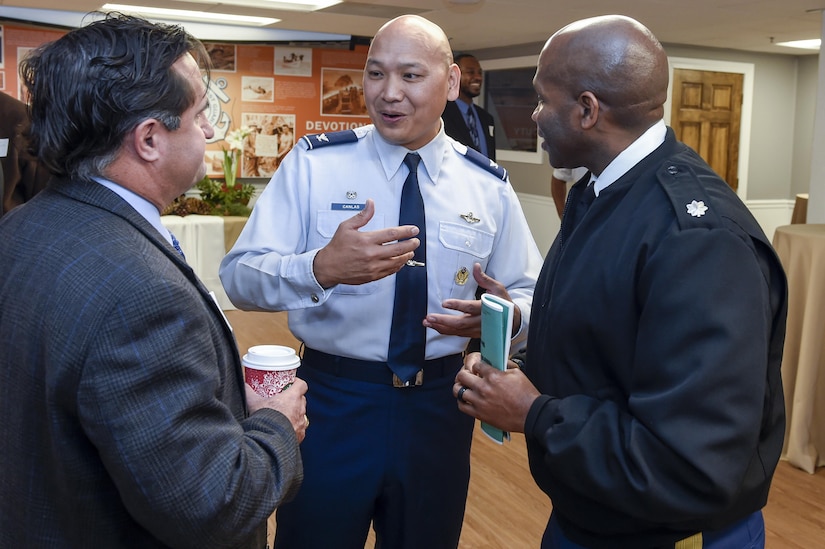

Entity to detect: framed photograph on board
[321,68,367,116]
[241,76,274,102]
[481,56,544,164]
[204,43,237,72]
[275,46,312,77]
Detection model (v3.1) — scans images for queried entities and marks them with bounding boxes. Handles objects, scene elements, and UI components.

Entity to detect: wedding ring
[456,386,469,404]
[304,414,310,428]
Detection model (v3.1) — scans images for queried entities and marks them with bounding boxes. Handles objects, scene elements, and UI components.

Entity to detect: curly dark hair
[19,12,211,182]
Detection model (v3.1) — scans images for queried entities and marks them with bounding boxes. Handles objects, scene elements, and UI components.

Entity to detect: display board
[0,22,371,179]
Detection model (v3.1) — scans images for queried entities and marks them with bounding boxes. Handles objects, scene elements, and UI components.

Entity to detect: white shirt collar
[93,177,174,245]
[371,122,446,184]
[592,119,666,196]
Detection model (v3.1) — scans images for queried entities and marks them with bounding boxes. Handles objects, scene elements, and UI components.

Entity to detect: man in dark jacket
[0,14,307,548]
[455,15,786,549]
[0,90,50,215]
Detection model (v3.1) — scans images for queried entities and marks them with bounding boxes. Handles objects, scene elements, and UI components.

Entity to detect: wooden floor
[226,309,825,548]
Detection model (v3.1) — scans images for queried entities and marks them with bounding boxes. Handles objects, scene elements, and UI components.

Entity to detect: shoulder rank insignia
[686,200,708,217]
[457,144,508,181]
[302,129,359,150]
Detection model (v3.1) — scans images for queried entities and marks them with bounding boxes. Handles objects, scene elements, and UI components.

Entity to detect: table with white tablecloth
[160,215,247,310]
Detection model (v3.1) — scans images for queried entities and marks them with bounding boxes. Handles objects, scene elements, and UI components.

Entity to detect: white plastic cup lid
[242,345,300,371]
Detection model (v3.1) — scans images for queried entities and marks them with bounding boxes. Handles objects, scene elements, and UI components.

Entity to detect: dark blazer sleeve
[442,101,474,149]
[476,105,497,162]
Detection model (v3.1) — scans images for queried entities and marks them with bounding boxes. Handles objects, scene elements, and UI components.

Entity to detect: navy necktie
[387,153,427,384]
[170,233,186,260]
[466,107,480,149]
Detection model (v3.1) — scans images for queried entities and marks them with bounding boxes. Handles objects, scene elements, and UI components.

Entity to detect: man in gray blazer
[0,14,307,548]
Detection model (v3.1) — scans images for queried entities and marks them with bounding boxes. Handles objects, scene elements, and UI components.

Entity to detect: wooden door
[671,69,743,191]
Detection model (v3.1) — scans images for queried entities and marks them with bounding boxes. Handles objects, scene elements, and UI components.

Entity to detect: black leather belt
[302,347,462,387]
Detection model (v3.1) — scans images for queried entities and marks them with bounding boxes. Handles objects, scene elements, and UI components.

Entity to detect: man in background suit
[442,53,497,160]
[0,90,51,216]
[0,13,306,548]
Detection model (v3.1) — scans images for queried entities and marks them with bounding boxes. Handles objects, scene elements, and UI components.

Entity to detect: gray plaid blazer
[0,179,302,548]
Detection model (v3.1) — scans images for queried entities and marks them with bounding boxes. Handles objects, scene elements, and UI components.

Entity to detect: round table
[772,224,825,473]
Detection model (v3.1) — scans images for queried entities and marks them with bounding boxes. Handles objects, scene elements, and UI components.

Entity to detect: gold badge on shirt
[455,267,469,285]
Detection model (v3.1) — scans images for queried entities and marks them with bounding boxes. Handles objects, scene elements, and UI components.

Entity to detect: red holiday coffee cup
[242,345,300,397]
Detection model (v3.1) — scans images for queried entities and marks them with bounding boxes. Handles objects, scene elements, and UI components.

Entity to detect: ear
[133,118,163,162]
[446,63,461,102]
[578,91,600,130]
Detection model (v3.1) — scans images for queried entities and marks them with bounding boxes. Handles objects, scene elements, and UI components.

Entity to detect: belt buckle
[392,369,423,388]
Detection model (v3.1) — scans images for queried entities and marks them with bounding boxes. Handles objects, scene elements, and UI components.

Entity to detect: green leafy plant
[195,175,255,216]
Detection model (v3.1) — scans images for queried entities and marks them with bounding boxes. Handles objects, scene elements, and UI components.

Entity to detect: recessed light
[102,4,280,26]
[775,38,821,50]
[161,0,342,12]
[259,0,342,10]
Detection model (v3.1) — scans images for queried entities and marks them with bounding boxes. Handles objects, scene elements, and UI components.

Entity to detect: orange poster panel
[2,21,372,179]
[203,43,370,177]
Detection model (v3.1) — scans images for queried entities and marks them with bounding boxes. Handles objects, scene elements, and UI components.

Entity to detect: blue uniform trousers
[273,351,474,549]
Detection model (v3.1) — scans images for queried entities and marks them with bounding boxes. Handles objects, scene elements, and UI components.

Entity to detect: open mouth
[382,111,405,122]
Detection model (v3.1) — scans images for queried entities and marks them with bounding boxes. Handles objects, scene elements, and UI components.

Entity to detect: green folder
[479,293,513,444]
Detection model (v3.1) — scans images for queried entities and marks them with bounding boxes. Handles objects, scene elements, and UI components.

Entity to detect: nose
[382,74,404,102]
[531,104,540,121]
[202,118,215,140]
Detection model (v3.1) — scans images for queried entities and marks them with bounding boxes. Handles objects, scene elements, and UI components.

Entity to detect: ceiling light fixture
[102,4,280,26]
[165,0,342,12]
[775,38,821,50]
[259,0,343,10]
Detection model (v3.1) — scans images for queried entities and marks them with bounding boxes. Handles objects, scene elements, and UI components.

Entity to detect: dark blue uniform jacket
[525,128,787,548]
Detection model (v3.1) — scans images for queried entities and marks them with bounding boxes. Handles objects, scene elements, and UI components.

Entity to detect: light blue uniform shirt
[220,125,542,361]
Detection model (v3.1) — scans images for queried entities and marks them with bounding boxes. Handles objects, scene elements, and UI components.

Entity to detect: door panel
[671,69,743,191]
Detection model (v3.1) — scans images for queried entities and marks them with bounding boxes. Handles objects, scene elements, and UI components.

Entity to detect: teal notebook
[479,293,513,444]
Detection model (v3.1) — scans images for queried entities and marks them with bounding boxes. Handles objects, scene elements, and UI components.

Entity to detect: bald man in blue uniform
[221,14,542,549]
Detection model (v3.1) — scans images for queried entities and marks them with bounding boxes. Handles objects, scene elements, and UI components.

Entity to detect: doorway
[664,58,754,199]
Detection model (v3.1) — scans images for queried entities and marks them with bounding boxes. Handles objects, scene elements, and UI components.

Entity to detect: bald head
[371,15,453,70]
[363,14,460,150]
[538,15,668,130]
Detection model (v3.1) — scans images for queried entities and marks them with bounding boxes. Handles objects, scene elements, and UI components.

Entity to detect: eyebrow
[366,58,426,72]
